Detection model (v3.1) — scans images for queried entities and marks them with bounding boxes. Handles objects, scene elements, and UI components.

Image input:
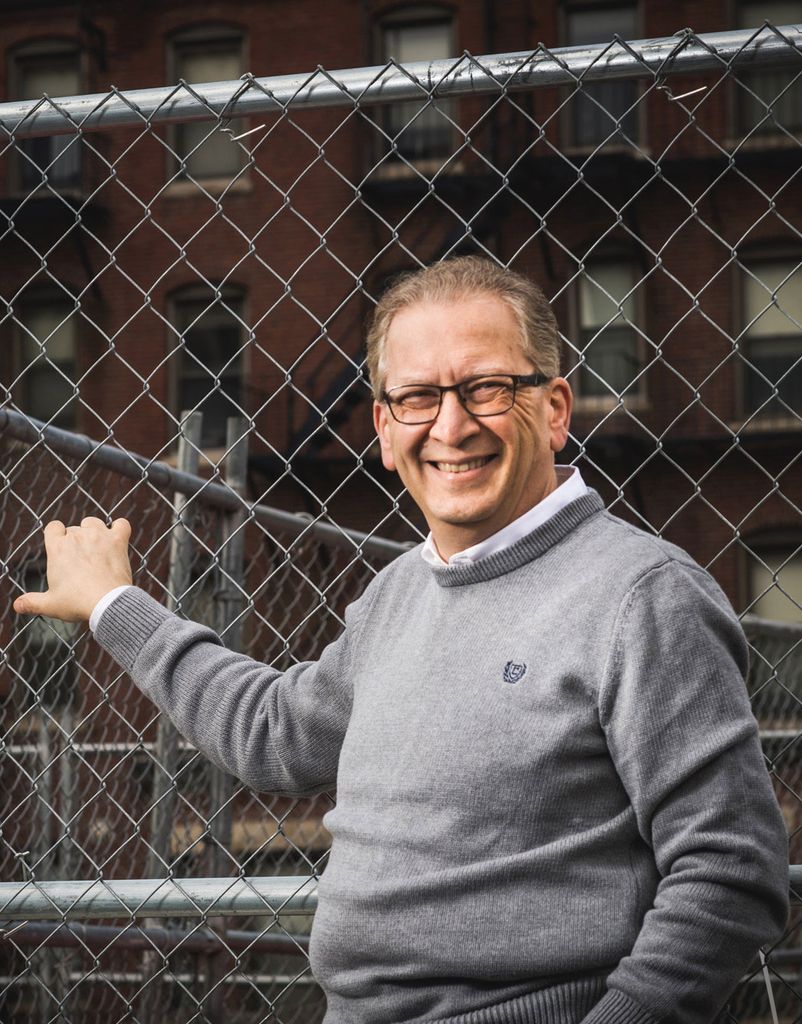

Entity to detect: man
[15,257,788,1024]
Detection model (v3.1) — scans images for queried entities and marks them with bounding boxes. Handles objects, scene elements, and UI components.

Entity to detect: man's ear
[547,377,573,454]
[373,400,397,471]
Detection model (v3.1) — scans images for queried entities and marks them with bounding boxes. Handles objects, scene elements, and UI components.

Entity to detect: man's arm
[580,560,789,1024]
[14,517,366,795]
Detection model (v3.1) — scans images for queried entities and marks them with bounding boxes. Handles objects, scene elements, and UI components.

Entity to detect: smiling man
[15,257,788,1024]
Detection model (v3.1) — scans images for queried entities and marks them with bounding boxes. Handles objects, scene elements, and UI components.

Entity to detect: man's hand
[13,517,133,623]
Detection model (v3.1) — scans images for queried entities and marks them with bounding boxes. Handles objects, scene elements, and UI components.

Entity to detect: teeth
[436,458,489,473]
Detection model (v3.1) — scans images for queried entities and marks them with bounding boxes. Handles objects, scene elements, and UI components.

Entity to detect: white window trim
[8,38,84,196]
[567,259,649,411]
[165,24,247,188]
[166,286,248,458]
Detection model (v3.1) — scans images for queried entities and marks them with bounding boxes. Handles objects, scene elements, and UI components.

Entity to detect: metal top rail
[0,25,799,139]
[2,868,800,921]
[0,408,413,561]
[0,876,318,921]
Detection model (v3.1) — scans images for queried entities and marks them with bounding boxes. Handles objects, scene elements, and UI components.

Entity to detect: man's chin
[426,501,498,529]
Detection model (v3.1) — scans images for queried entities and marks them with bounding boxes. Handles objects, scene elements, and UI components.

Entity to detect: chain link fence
[0,21,801,1023]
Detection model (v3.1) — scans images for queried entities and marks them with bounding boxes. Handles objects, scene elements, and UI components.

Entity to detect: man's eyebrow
[389,369,516,386]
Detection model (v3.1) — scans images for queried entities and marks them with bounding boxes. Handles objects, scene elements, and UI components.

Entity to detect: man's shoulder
[568,499,727,605]
[591,506,696,569]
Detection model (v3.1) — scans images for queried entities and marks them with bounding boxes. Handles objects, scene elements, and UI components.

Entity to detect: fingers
[78,516,130,541]
[111,518,132,542]
[43,520,66,538]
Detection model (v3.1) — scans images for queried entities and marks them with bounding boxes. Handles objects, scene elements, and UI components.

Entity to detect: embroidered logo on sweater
[503,661,527,684]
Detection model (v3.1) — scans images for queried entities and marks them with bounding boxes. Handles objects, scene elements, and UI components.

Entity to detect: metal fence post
[147,411,203,877]
[204,417,249,1022]
[141,411,202,1021]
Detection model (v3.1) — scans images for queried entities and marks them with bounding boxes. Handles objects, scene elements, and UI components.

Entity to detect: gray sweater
[97,491,789,1024]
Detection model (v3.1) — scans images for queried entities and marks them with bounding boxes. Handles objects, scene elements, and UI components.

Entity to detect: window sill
[730,414,802,434]
[6,185,86,201]
[366,157,466,181]
[725,133,802,152]
[162,174,253,199]
[560,142,650,161]
[572,395,649,414]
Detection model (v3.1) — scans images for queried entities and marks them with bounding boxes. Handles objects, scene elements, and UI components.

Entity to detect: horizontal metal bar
[1,739,198,756]
[2,870,800,921]
[0,919,308,956]
[0,968,316,987]
[0,26,799,138]
[0,409,412,561]
[0,875,318,920]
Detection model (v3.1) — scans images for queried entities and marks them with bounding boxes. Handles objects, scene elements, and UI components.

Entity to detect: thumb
[14,590,54,617]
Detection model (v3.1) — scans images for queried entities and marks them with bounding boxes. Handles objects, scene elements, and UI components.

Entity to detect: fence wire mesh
[0,21,801,1024]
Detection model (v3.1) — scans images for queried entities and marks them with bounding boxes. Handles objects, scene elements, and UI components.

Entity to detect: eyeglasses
[382,373,552,425]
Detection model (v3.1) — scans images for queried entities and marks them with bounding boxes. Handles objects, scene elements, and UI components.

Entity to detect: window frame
[558,0,644,153]
[730,0,802,146]
[735,252,802,425]
[12,562,79,712]
[166,23,247,186]
[167,284,248,452]
[12,291,80,430]
[372,4,457,172]
[741,530,802,624]
[7,37,84,196]
[566,255,649,410]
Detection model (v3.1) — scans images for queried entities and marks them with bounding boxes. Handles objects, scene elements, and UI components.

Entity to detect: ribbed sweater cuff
[95,587,175,671]
[579,989,662,1024]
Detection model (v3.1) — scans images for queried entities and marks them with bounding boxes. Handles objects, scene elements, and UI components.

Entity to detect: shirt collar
[420,466,588,568]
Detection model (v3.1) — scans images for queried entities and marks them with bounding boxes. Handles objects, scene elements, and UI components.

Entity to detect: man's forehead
[382,295,529,382]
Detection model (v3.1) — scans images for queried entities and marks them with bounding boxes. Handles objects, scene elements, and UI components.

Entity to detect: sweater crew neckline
[430,490,605,587]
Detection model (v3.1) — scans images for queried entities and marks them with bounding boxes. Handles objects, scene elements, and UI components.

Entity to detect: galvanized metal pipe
[0,920,308,957]
[0,876,318,921]
[0,408,411,561]
[0,27,799,137]
[147,411,202,882]
[1,870,797,921]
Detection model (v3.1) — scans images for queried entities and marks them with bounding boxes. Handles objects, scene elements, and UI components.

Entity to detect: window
[564,4,639,147]
[11,566,77,711]
[575,261,643,399]
[740,259,802,417]
[171,289,245,448]
[16,298,78,428]
[736,2,802,138]
[379,8,455,162]
[10,41,81,191]
[748,540,802,623]
[170,28,244,179]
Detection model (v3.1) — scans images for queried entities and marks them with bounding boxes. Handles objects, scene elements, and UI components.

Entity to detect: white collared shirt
[420,465,587,567]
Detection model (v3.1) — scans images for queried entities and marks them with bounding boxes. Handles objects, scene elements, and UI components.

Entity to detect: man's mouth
[430,455,496,474]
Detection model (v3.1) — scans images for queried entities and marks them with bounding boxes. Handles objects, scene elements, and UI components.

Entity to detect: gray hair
[365,256,561,398]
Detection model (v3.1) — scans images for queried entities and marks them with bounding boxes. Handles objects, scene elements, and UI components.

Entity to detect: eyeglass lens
[389,376,516,423]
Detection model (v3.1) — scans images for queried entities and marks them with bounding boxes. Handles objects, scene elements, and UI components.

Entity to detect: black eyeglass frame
[381,373,553,425]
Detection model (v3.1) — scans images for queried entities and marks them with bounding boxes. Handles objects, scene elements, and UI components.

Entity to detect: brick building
[0,4,800,1020]
[0,0,799,615]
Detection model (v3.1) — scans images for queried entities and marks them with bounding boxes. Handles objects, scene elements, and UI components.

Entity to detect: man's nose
[428,390,481,445]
